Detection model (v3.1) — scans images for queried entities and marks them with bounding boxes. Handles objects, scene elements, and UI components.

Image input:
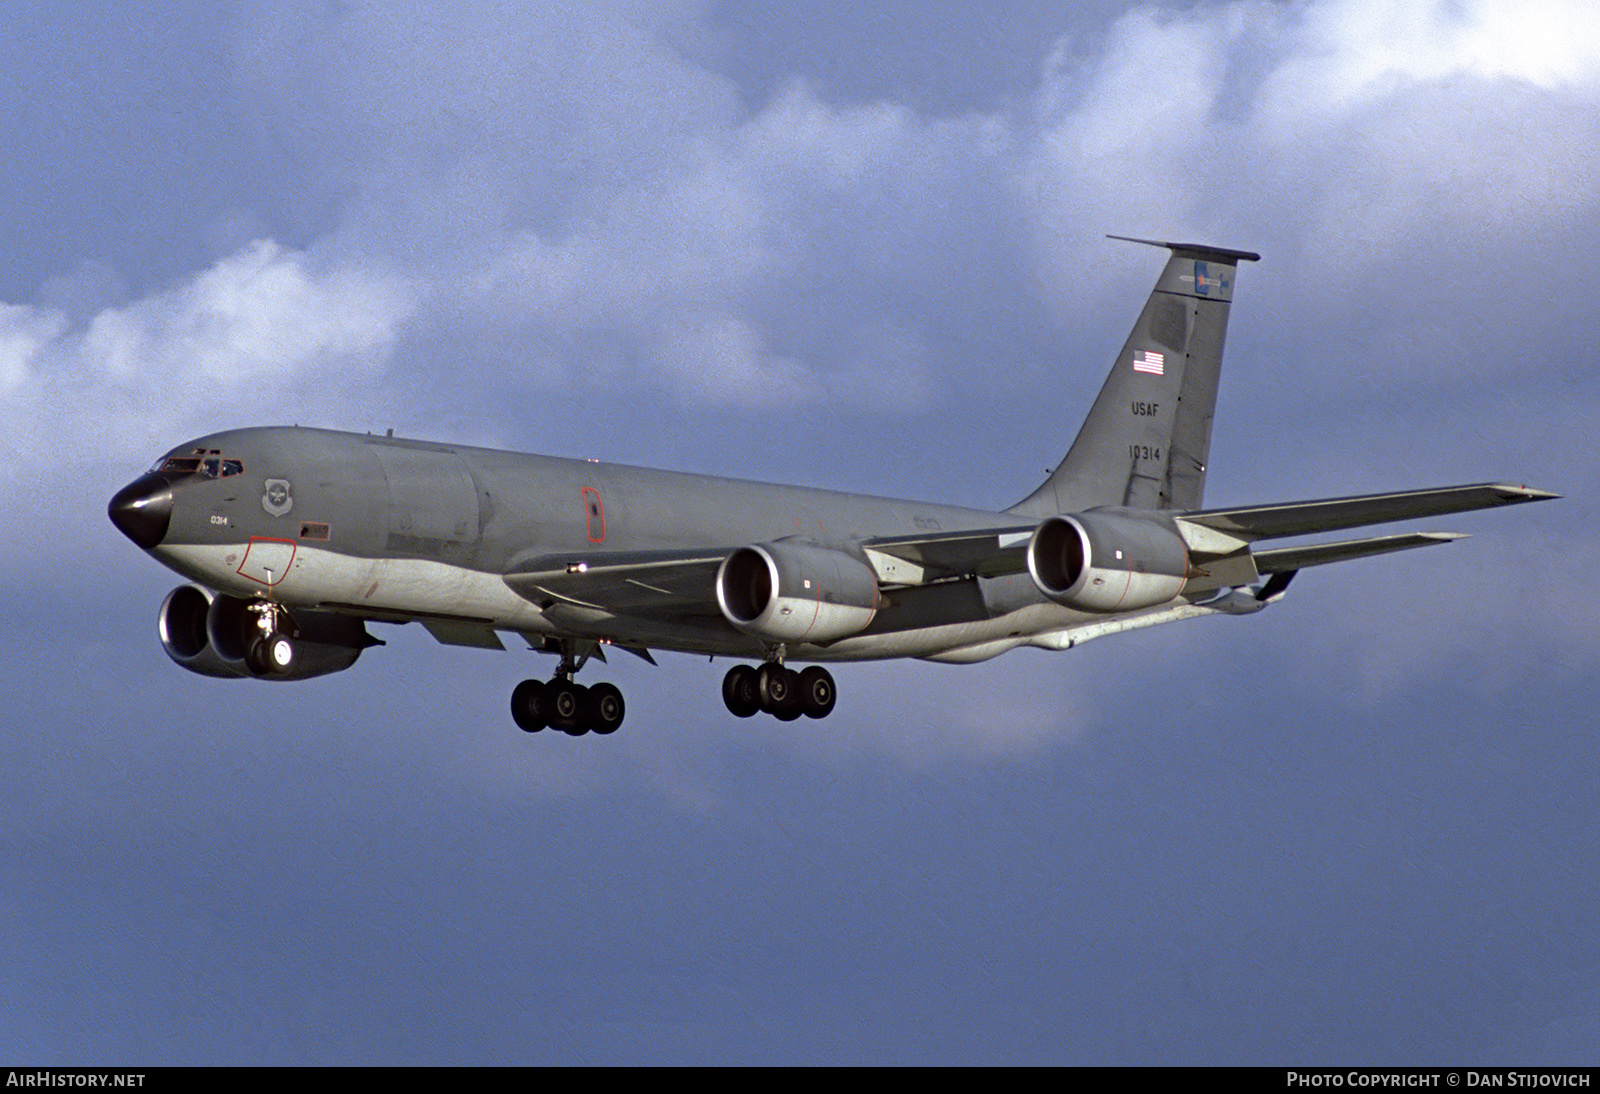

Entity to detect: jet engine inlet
[1026,511,1188,612]
[159,585,250,678]
[716,541,879,644]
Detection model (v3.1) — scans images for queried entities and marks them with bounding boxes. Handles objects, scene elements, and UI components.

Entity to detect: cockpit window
[156,448,244,479]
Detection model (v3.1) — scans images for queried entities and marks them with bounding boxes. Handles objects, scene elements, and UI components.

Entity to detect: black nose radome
[109,472,174,549]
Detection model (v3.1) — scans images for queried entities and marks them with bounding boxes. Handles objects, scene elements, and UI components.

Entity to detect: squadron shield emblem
[262,479,294,517]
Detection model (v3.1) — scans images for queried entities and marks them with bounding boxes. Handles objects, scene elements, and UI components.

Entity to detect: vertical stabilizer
[1010,237,1258,517]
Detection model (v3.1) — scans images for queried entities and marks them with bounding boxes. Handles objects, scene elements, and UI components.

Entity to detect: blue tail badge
[1194,260,1232,297]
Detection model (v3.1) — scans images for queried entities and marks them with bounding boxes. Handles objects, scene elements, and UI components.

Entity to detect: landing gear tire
[757,663,800,718]
[797,666,836,719]
[549,680,587,735]
[512,679,549,732]
[722,665,761,718]
[511,671,627,737]
[247,632,294,676]
[246,639,270,675]
[585,682,625,735]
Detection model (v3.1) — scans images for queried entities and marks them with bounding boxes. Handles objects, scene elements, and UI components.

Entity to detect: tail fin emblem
[1194,260,1231,296]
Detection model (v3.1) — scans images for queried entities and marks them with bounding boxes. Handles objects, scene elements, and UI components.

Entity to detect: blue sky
[3,0,1597,1064]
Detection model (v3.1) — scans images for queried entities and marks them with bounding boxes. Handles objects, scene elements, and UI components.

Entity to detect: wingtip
[1490,483,1561,502]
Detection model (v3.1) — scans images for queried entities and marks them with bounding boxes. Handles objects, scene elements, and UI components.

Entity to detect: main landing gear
[511,645,625,736]
[511,678,625,735]
[722,662,836,721]
[509,645,839,735]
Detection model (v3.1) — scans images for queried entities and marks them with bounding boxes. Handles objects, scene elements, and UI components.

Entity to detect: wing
[500,548,760,655]
[504,549,727,615]
[503,524,1040,619]
[492,482,1554,651]
[859,483,1557,585]
[1251,531,1467,574]
[498,532,1034,655]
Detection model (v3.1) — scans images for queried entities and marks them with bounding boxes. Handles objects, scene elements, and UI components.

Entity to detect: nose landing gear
[244,600,296,677]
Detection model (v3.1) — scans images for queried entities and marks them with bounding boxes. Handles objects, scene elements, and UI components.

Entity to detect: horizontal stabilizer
[1106,234,1262,264]
[1186,483,1556,544]
[1253,532,1467,574]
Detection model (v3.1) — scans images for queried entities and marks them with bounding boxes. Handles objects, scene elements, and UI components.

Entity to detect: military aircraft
[108,237,1554,736]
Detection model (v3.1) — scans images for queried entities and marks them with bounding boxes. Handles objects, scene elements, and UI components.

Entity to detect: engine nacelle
[716,540,879,644]
[1026,510,1189,613]
[160,585,249,678]
[158,585,374,681]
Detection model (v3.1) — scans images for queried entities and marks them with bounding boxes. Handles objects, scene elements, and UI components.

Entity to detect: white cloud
[368,79,1011,410]
[0,240,416,571]
[233,0,740,239]
[19,0,1584,432]
[654,313,815,406]
[1262,523,1585,706]
[1001,0,1600,492]
[0,303,67,395]
[1262,0,1600,125]
[77,240,413,387]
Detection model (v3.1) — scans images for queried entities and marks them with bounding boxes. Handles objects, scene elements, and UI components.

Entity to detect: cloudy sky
[4,0,1597,1064]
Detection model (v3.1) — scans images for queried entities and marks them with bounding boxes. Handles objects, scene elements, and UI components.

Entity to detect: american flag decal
[1132,350,1165,375]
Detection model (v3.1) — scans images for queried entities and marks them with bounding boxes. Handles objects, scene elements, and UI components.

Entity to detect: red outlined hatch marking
[582,487,606,544]
[237,537,297,586]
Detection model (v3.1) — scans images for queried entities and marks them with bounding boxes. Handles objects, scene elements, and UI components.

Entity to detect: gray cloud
[8,0,1593,686]
[15,0,1597,444]
[8,3,1600,1064]
[0,1,1589,765]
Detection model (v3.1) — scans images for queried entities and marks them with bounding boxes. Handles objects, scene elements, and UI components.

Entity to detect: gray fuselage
[142,425,1087,663]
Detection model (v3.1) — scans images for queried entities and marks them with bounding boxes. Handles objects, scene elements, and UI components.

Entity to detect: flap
[503,549,728,615]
